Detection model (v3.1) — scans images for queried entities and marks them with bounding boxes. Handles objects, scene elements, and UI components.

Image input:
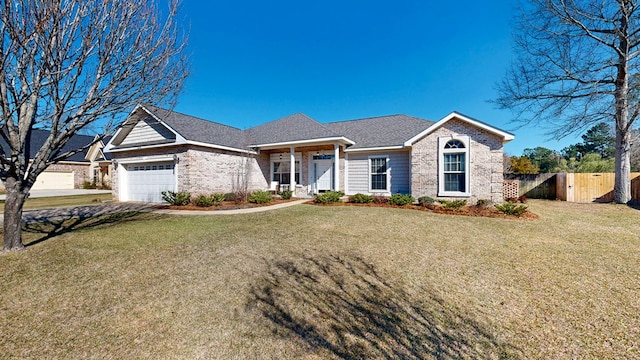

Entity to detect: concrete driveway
[0,189,112,201]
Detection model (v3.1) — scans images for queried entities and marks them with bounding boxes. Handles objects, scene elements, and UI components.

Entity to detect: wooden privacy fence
[505,173,640,202]
[504,173,557,199]
[556,173,640,203]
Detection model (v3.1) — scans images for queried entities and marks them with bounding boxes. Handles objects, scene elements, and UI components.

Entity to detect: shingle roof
[143,105,248,150]
[246,113,342,145]
[0,128,94,162]
[126,106,451,151]
[326,114,435,149]
[101,136,113,160]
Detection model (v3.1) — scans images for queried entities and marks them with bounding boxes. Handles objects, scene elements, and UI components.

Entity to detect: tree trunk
[2,177,29,251]
[614,130,632,203]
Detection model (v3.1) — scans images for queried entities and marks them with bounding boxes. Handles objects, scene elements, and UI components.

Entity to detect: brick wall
[410,119,506,204]
[110,145,269,200]
[185,146,268,195]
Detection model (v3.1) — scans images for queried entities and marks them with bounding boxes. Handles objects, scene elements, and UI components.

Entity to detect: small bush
[372,195,389,204]
[194,194,214,207]
[210,193,226,206]
[249,190,273,204]
[315,191,345,204]
[495,201,528,216]
[279,190,293,200]
[388,193,415,206]
[506,196,527,204]
[233,190,248,204]
[161,191,191,206]
[349,193,374,204]
[82,181,96,189]
[224,192,236,202]
[440,199,467,211]
[417,196,437,207]
[475,199,491,208]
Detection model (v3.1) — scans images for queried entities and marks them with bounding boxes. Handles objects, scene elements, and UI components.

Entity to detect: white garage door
[32,171,75,190]
[126,162,176,203]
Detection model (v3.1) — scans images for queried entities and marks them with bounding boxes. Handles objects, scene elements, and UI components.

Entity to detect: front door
[313,159,333,193]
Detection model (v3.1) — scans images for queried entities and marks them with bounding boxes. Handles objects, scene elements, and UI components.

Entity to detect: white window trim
[438,135,471,197]
[368,155,390,193]
[270,153,302,186]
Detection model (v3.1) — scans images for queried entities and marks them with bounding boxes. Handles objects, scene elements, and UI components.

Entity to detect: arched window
[438,136,470,196]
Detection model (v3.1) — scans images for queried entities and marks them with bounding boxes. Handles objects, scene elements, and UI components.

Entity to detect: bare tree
[0,0,189,251]
[495,0,639,203]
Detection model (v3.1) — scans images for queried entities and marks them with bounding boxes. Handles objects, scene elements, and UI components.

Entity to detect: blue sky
[174,0,583,155]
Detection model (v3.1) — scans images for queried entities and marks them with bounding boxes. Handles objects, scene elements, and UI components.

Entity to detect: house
[0,129,97,190]
[105,104,514,203]
[85,135,113,189]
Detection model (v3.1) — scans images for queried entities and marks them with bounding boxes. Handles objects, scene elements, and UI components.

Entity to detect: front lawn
[1,200,638,359]
[0,193,113,211]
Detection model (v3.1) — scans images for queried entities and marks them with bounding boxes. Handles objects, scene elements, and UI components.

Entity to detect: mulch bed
[156,198,295,211]
[156,198,537,219]
[306,200,539,220]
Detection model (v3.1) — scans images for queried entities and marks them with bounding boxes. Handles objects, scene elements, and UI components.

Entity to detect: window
[443,153,465,191]
[272,161,300,185]
[369,156,389,191]
[439,136,470,196]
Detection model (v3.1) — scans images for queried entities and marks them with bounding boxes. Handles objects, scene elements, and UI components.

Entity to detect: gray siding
[346,150,411,195]
[120,118,175,146]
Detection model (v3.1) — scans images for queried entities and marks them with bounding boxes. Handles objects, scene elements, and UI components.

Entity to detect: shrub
[224,192,236,202]
[495,201,528,216]
[194,194,214,207]
[232,190,249,204]
[82,181,96,189]
[388,193,415,206]
[315,191,345,204]
[161,191,191,206]
[417,196,436,207]
[440,199,467,211]
[210,193,226,206]
[249,190,273,204]
[349,193,373,204]
[372,195,389,204]
[475,199,491,208]
[279,190,293,200]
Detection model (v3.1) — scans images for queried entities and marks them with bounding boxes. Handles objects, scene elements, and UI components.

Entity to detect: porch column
[334,143,340,191]
[290,146,296,191]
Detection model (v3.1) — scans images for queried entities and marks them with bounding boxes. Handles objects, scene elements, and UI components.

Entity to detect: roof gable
[404,111,515,146]
[108,105,249,152]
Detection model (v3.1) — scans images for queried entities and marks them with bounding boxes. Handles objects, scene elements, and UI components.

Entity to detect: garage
[31,171,75,190]
[124,162,176,203]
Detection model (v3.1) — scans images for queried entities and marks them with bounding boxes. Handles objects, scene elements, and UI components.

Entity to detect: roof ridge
[326,114,432,124]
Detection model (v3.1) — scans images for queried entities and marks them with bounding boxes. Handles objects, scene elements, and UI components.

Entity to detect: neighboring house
[105,104,514,203]
[0,129,96,190]
[85,135,113,189]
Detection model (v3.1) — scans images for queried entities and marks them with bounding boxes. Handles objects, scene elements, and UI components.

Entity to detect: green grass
[1,200,639,359]
[0,193,113,211]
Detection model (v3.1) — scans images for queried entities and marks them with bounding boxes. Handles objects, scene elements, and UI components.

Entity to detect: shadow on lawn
[21,203,159,247]
[247,253,520,359]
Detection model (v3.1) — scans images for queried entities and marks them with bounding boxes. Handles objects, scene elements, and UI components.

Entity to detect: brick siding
[410,119,506,204]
